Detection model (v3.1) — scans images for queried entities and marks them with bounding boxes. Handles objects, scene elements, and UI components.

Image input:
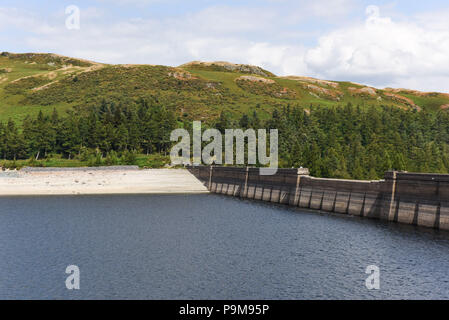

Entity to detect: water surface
[0,194,448,299]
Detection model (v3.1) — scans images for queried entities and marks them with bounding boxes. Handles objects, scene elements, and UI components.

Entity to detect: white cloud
[302,0,358,19]
[2,3,449,92]
[303,5,449,92]
[95,0,162,6]
[6,4,311,71]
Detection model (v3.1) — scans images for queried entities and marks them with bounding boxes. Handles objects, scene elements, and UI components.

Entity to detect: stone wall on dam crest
[187,166,449,231]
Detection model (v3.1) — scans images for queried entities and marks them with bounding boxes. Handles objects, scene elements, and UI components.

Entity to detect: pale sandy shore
[0,168,209,196]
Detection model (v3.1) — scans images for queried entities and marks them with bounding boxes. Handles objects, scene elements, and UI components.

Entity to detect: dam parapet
[187,166,449,231]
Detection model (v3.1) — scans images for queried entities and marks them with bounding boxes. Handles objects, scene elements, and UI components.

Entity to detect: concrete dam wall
[188,166,449,231]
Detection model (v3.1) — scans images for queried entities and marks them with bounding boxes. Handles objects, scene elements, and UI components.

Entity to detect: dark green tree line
[1,101,449,180]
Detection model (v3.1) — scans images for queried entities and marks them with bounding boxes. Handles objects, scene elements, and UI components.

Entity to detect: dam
[1,165,448,231]
[188,166,449,231]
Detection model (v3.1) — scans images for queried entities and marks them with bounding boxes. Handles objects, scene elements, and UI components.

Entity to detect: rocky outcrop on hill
[348,86,377,97]
[383,92,421,111]
[305,84,343,101]
[282,76,339,88]
[181,61,275,77]
[168,69,197,80]
[1,52,94,67]
[236,75,275,84]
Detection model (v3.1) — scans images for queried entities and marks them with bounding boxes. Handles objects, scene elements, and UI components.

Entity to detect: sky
[1,0,449,92]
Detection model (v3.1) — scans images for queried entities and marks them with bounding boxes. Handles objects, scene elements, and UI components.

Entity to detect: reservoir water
[0,194,448,299]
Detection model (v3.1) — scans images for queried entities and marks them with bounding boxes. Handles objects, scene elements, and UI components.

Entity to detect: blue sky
[2,0,449,92]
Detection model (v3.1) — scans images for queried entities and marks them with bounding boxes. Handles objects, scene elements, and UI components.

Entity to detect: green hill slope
[1,52,449,123]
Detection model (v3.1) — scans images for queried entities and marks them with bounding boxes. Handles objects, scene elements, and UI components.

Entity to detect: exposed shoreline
[0,167,209,196]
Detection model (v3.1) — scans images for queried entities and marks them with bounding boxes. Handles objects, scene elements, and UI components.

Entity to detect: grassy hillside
[1,52,449,123]
[0,52,100,122]
[1,53,448,178]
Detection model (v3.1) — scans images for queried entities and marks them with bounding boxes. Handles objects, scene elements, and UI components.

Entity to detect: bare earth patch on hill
[236,75,275,84]
[348,86,377,97]
[181,61,275,77]
[385,88,440,97]
[282,75,339,88]
[305,84,343,101]
[383,92,421,111]
[168,70,198,81]
[235,75,296,99]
